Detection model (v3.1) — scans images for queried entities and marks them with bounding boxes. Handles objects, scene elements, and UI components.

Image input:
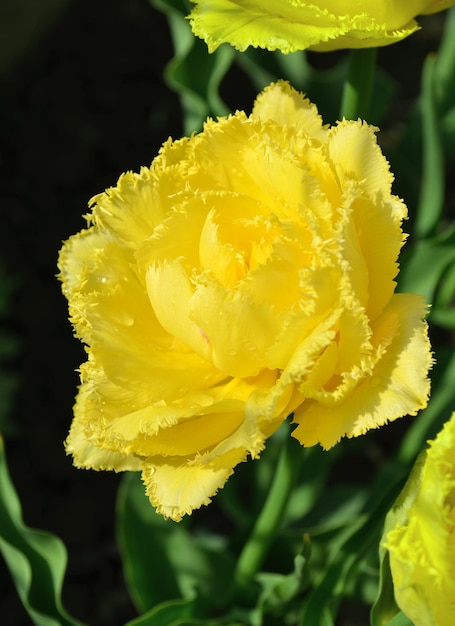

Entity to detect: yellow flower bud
[58,81,432,520]
[383,412,455,626]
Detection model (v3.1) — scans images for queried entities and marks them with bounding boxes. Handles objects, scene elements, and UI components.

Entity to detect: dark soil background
[0,1,449,624]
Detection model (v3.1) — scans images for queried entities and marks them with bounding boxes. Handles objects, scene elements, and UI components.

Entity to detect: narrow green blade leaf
[124,596,242,626]
[0,437,85,626]
[124,597,196,626]
[415,54,444,238]
[434,7,455,114]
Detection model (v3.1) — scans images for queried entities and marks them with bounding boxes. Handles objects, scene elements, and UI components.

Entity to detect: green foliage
[117,472,235,616]
[398,226,455,327]
[115,426,410,626]
[370,552,400,626]
[149,0,234,133]
[415,53,445,239]
[385,615,414,626]
[299,487,400,626]
[124,597,200,626]
[390,8,455,207]
[397,347,455,464]
[0,436,85,626]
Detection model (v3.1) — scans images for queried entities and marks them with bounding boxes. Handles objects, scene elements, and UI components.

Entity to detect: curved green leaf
[370,552,400,626]
[150,0,234,133]
[0,436,85,626]
[116,472,234,614]
[124,597,197,626]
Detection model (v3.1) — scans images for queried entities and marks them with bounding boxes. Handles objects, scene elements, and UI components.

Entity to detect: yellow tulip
[383,412,455,626]
[188,0,455,53]
[58,81,432,520]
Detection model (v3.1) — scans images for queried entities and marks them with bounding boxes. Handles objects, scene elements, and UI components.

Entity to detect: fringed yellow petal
[142,451,241,521]
[252,80,325,138]
[89,169,166,247]
[314,2,430,27]
[189,0,346,53]
[188,0,452,52]
[292,294,432,449]
[65,391,143,472]
[327,120,395,200]
[309,22,419,52]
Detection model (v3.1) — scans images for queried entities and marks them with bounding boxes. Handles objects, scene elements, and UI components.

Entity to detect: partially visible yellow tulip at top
[382,411,455,626]
[58,81,432,521]
[188,0,455,52]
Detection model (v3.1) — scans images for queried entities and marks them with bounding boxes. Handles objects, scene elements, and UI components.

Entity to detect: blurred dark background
[0,1,182,623]
[0,1,449,624]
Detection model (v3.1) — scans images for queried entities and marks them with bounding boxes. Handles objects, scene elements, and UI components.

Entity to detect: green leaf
[397,347,455,465]
[299,477,403,626]
[384,613,414,626]
[254,537,311,620]
[116,472,235,614]
[284,446,335,524]
[434,8,455,106]
[124,596,245,626]
[234,48,313,93]
[0,436,85,626]
[434,6,455,159]
[397,226,455,306]
[124,597,197,626]
[386,9,455,208]
[370,552,400,626]
[150,0,234,133]
[415,54,444,239]
[431,259,455,328]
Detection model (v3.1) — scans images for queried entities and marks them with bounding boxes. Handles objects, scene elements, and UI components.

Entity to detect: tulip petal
[292,293,432,449]
[188,0,428,52]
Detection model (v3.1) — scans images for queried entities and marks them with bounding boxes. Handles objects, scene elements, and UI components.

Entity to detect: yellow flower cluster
[189,0,455,53]
[383,412,455,626]
[58,81,431,521]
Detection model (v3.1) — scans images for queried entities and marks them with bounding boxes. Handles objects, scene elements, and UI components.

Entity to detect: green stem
[435,6,455,107]
[340,47,378,121]
[232,423,302,593]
